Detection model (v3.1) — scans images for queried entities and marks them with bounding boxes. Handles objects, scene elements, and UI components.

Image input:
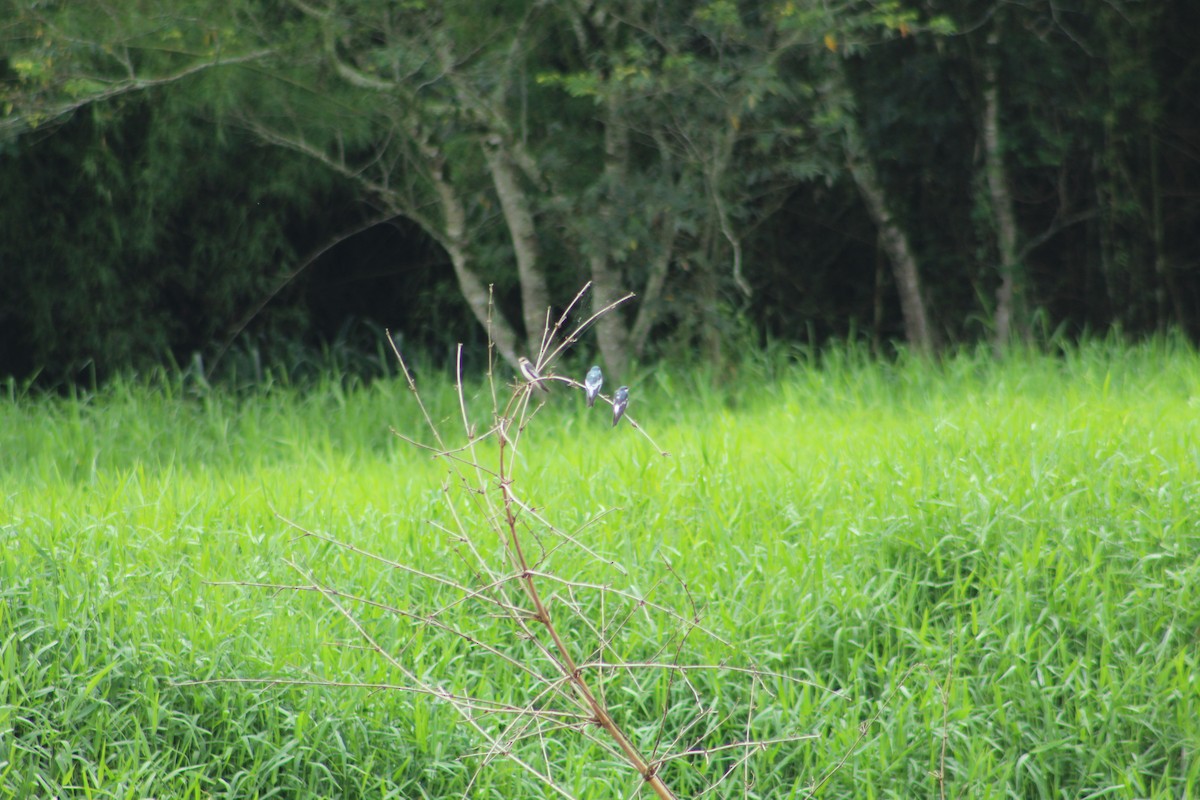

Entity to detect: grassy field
[2,340,1198,798]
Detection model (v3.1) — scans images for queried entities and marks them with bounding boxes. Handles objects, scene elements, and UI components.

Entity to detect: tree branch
[1017,208,1097,262]
[1,50,271,140]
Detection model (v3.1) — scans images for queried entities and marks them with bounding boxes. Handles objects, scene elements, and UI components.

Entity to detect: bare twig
[219,285,871,797]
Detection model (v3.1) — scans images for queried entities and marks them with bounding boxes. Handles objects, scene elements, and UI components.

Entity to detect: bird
[612,386,629,427]
[584,365,603,408]
[517,357,550,392]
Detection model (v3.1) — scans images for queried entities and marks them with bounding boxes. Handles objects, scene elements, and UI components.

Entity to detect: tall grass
[2,339,1198,797]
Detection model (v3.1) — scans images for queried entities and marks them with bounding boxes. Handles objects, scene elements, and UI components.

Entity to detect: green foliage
[2,0,1198,386]
[2,340,1198,796]
[0,86,361,384]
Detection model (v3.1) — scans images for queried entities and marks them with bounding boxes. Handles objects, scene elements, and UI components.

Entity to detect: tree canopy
[3,0,1197,385]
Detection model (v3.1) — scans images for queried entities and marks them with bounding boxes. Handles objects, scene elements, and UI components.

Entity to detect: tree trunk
[983,30,1022,350]
[483,137,550,356]
[630,212,675,359]
[589,251,630,379]
[1148,124,1187,332]
[842,123,934,354]
[588,92,633,379]
[426,145,520,367]
[832,59,934,354]
[696,240,723,366]
[708,125,750,299]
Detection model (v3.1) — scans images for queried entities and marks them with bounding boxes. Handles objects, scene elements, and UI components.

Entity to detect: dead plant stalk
[495,414,678,799]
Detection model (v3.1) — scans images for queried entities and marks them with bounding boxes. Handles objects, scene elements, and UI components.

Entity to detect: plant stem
[497,424,677,800]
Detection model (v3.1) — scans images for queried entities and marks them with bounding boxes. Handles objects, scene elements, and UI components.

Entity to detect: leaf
[64,78,108,98]
[83,657,121,699]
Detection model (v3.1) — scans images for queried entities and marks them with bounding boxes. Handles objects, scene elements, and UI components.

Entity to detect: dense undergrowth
[2,339,1198,797]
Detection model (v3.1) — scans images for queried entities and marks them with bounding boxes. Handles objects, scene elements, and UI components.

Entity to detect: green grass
[2,339,1199,798]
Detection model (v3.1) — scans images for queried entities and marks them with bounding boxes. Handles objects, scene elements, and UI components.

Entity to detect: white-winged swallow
[584,365,603,408]
[612,386,629,427]
[517,357,550,392]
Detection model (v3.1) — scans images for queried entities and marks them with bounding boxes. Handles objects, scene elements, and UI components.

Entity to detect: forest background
[2,0,1198,386]
[4,3,1200,797]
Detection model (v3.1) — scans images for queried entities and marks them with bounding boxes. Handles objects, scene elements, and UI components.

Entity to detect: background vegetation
[2,341,1198,796]
[3,0,1199,387]
[4,1,1199,788]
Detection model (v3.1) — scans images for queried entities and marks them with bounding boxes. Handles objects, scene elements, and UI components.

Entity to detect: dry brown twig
[198,283,874,796]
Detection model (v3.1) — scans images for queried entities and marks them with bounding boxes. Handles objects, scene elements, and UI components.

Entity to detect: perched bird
[517,357,550,392]
[584,365,603,408]
[612,386,630,427]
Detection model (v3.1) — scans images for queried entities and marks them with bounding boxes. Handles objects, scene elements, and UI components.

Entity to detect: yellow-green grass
[2,340,1198,797]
